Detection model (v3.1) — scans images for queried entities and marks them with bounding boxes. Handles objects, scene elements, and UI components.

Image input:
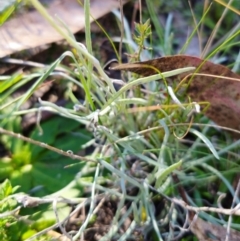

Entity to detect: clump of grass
[0,0,240,241]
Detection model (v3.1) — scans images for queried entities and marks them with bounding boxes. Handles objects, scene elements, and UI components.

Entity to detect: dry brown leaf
[112,55,240,135]
[191,217,240,241]
[0,0,129,57]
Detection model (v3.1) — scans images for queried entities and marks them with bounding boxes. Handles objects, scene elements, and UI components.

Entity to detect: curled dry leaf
[112,55,240,136]
[191,217,240,241]
[0,0,130,57]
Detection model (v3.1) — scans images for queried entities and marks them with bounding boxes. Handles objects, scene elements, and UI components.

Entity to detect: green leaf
[4,219,37,241]
[30,116,90,160]
[0,179,12,200]
[189,128,220,160]
[155,160,182,189]
[0,0,21,25]
[0,73,23,94]
[0,162,14,180]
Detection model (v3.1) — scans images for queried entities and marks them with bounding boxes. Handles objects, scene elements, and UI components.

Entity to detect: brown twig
[0,127,97,163]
